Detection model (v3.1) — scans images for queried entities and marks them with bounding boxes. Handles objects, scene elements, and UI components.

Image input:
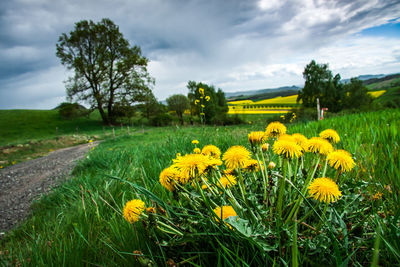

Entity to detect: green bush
[58,102,89,119]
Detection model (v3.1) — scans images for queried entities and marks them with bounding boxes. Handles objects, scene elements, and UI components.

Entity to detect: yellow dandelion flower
[222,145,251,169]
[205,96,210,101]
[261,143,269,152]
[201,104,205,108]
[176,152,182,158]
[200,112,205,116]
[268,162,276,169]
[243,159,263,172]
[273,140,303,159]
[202,145,221,159]
[192,139,199,145]
[218,174,237,189]
[372,192,383,200]
[213,206,238,227]
[0,165,3,169]
[159,166,179,191]
[194,99,200,105]
[123,199,146,223]
[193,148,201,154]
[173,154,221,183]
[319,129,340,143]
[146,207,156,214]
[327,150,355,172]
[307,137,333,155]
[248,131,267,147]
[88,139,93,143]
[278,134,296,143]
[292,133,309,151]
[265,121,287,137]
[308,177,342,203]
[11,161,16,165]
[199,88,205,95]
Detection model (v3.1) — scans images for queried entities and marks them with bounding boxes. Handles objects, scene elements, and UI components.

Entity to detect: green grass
[1,109,399,265]
[0,109,105,146]
[366,77,400,90]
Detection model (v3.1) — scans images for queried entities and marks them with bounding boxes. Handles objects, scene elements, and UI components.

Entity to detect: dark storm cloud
[0,0,399,108]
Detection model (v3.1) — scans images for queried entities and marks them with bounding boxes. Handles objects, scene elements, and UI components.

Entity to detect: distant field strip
[369,90,386,98]
[228,95,300,105]
[228,106,291,114]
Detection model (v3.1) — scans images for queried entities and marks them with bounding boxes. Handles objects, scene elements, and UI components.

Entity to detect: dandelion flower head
[159,166,179,191]
[327,149,355,172]
[265,121,287,138]
[292,133,309,151]
[243,159,263,172]
[319,129,340,143]
[307,137,333,155]
[273,140,303,159]
[123,199,146,223]
[278,134,296,143]
[222,146,251,169]
[213,206,238,228]
[205,96,210,101]
[268,162,276,169]
[173,154,221,183]
[261,143,269,152]
[248,131,267,147]
[218,174,237,189]
[193,147,201,154]
[199,88,205,95]
[308,177,342,203]
[202,145,221,159]
[192,139,199,145]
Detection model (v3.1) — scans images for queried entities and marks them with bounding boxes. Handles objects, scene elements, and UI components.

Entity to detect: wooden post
[127,126,130,135]
[112,128,115,139]
[76,126,79,135]
[316,98,321,121]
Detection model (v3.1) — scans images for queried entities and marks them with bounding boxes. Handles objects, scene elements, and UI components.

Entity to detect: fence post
[127,126,130,135]
[316,98,321,121]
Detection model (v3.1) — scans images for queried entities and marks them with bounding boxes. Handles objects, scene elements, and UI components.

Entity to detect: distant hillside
[225,86,300,100]
[224,73,399,101]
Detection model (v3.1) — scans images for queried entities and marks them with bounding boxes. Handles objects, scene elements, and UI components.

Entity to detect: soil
[0,142,99,236]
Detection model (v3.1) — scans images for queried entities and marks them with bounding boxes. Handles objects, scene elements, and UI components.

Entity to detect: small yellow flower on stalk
[0,165,3,169]
[88,139,93,143]
[159,166,179,191]
[176,152,182,158]
[248,131,267,147]
[146,207,156,214]
[319,129,340,144]
[199,88,205,95]
[194,100,200,105]
[201,104,205,108]
[213,206,238,228]
[11,161,16,165]
[200,112,205,116]
[201,145,221,159]
[243,159,263,172]
[192,140,199,145]
[268,162,276,169]
[265,121,287,138]
[261,143,269,152]
[327,150,355,172]
[308,177,342,204]
[273,140,303,159]
[307,137,333,155]
[193,148,201,154]
[372,192,383,200]
[123,199,146,223]
[218,174,237,189]
[205,96,210,101]
[292,133,309,151]
[222,145,251,169]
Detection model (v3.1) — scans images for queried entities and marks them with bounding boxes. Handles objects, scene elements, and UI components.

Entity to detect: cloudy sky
[0,0,399,109]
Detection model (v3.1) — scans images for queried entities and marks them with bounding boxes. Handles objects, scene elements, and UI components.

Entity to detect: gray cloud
[0,0,399,109]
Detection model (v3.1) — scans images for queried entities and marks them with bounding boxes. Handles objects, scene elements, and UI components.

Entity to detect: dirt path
[0,142,99,235]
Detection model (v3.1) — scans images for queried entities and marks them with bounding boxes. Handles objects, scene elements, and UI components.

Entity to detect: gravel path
[0,142,98,235]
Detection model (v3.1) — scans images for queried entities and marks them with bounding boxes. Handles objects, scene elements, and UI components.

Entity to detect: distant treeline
[363,73,400,85]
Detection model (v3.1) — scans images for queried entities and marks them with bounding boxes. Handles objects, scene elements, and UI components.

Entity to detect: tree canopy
[56,18,154,124]
[166,94,189,124]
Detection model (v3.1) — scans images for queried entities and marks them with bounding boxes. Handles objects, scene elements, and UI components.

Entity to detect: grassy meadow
[1,109,399,266]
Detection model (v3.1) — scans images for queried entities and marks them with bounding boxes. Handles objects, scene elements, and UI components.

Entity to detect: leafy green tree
[186,81,228,124]
[298,60,344,112]
[166,94,189,124]
[343,78,372,109]
[56,18,154,125]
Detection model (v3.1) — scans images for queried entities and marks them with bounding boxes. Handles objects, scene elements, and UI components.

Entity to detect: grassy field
[1,109,399,266]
